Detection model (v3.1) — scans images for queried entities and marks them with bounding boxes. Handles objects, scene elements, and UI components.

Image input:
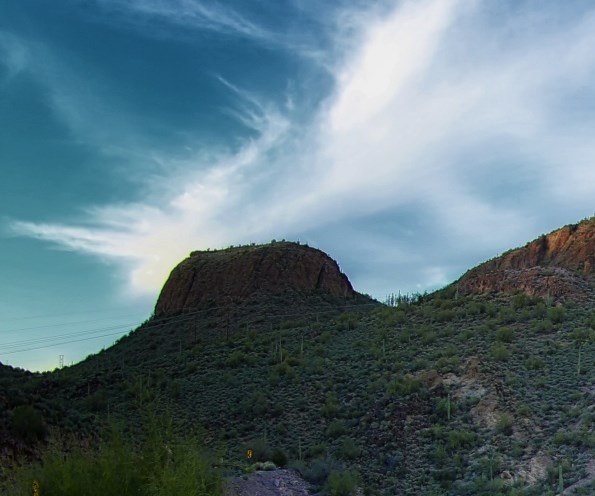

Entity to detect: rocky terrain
[456,218,595,300]
[224,469,316,496]
[155,242,356,317]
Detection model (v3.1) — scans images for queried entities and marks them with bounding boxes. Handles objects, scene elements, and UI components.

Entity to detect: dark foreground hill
[5,232,595,495]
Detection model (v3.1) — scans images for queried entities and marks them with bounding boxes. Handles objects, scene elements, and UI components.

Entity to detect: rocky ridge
[455,217,595,300]
[154,242,357,317]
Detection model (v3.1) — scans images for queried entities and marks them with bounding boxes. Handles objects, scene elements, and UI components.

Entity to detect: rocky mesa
[154,241,356,316]
[455,217,595,300]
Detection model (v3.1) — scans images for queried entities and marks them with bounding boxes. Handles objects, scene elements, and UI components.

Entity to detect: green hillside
[4,285,595,495]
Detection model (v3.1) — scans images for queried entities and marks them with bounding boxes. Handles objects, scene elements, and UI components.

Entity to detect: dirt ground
[223,468,317,496]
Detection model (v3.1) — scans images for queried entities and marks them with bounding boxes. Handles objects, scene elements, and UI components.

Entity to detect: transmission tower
[59,354,64,369]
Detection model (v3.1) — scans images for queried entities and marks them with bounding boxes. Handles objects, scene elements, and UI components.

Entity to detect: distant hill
[456,217,595,301]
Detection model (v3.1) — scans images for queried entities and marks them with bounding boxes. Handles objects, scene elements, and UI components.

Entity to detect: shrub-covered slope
[5,236,595,495]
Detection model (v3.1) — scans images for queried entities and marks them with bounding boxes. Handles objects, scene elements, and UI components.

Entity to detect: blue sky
[2,0,595,371]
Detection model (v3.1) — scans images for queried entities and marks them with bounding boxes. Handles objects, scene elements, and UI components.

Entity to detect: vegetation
[4,288,595,495]
[2,418,221,496]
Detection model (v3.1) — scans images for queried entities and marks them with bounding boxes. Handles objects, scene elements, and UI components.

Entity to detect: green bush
[533,319,553,333]
[436,310,455,323]
[525,356,545,370]
[491,343,510,362]
[447,429,475,451]
[338,438,360,460]
[548,306,565,324]
[321,393,338,418]
[496,414,513,436]
[496,327,513,343]
[5,423,221,496]
[386,376,421,396]
[324,470,360,496]
[326,420,347,439]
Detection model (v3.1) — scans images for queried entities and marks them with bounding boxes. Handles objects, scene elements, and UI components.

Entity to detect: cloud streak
[97,0,271,40]
[11,0,595,297]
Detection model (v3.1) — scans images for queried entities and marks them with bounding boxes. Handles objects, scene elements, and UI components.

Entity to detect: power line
[1,316,144,334]
[0,303,150,323]
[0,301,379,356]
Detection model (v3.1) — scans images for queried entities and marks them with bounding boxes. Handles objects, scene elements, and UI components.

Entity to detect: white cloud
[103,0,270,40]
[11,0,595,297]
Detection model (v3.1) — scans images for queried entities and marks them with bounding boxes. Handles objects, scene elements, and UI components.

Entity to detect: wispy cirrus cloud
[11,0,595,297]
[96,0,270,40]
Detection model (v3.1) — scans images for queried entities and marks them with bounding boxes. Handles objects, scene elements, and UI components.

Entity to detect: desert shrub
[548,306,565,324]
[375,307,406,326]
[326,421,347,439]
[243,391,269,418]
[491,344,510,362]
[336,313,358,331]
[517,404,530,417]
[84,390,108,413]
[512,293,529,310]
[307,443,327,458]
[447,429,476,451]
[303,458,334,486]
[496,414,513,436]
[498,308,516,324]
[422,330,437,344]
[533,318,553,333]
[271,448,288,467]
[458,329,474,342]
[496,327,513,343]
[226,350,248,367]
[321,393,338,418]
[10,405,46,442]
[324,470,360,496]
[436,310,455,322]
[338,438,360,460]
[526,356,545,370]
[386,376,421,397]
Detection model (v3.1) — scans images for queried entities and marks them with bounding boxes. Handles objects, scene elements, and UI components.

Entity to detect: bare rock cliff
[456,218,595,300]
[155,242,356,316]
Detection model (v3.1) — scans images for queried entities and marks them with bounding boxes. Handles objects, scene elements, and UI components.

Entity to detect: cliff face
[154,242,356,316]
[456,218,595,300]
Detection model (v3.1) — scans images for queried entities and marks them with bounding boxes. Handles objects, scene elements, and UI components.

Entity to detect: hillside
[4,233,595,495]
[456,217,595,301]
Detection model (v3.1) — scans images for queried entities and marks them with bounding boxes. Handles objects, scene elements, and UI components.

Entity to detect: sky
[2,0,595,371]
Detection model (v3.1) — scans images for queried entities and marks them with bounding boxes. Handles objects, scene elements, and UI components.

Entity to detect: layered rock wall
[456,219,595,300]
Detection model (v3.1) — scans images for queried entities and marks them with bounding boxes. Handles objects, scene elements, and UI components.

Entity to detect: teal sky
[3,0,595,371]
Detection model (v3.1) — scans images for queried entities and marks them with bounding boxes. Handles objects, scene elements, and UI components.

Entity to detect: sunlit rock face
[456,218,595,300]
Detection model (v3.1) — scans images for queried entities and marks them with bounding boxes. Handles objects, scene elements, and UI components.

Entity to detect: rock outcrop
[155,242,356,316]
[455,217,595,300]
